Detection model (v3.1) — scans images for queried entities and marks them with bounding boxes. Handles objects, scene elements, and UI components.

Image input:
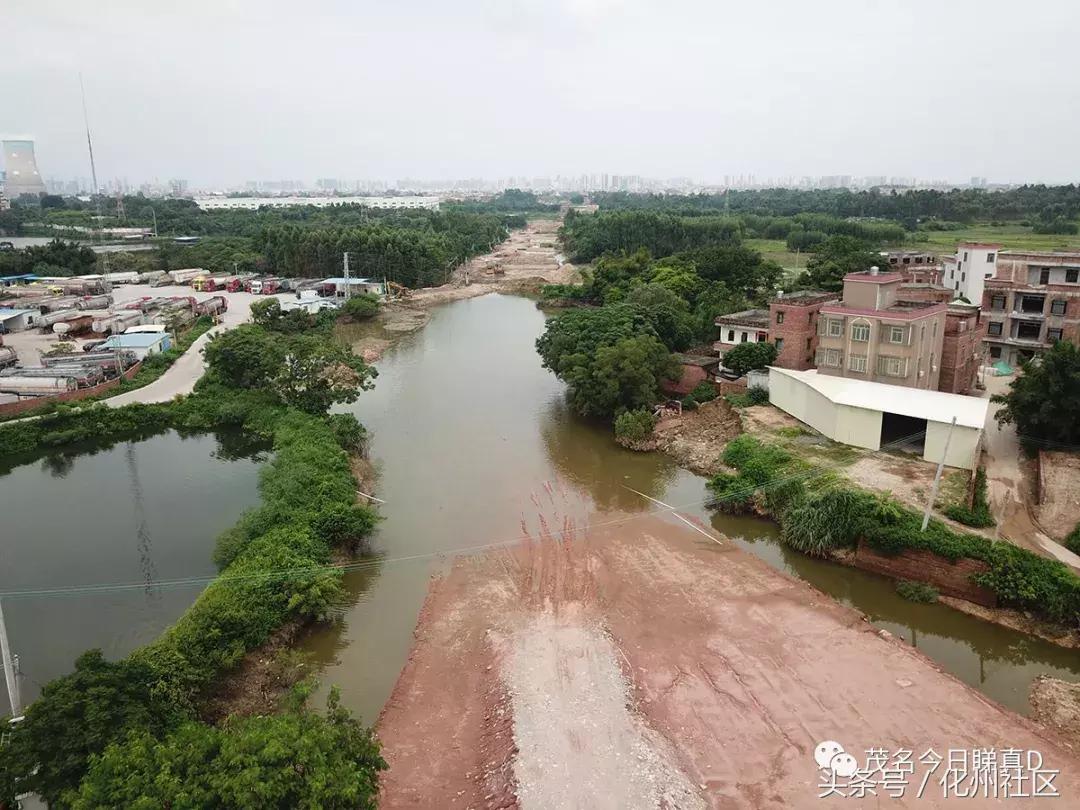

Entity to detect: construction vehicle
[385,281,412,301]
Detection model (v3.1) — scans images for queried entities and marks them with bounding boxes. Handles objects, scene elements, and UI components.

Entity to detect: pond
[0,429,265,714]
[307,293,1080,723]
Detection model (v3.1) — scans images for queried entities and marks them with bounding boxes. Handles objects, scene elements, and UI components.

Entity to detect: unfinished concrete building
[982,251,1080,366]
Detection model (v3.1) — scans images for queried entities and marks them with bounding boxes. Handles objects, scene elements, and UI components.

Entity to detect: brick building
[767,290,838,370]
[982,251,1080,366]
[883,250,942,285]
[939,302,982,395]
[814,269,947,390]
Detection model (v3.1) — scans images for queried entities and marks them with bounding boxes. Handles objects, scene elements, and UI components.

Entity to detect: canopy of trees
[561,210,744,262]
[993,341,1080,446]
[721,342,778,376]
[0,239,98,277]
[798,236,885,292]
[536,304,677,416]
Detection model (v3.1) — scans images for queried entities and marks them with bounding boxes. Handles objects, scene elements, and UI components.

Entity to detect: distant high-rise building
[1,138,47,199]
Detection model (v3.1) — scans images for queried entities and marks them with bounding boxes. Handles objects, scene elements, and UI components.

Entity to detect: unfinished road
[377,497,1080,808]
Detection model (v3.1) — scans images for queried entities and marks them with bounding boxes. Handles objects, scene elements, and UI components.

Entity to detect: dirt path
[981,375,1080,570]
[377,493,1080,808]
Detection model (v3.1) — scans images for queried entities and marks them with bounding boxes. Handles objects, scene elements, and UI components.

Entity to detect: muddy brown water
[314,294,1080,722]
[0,429,265,715]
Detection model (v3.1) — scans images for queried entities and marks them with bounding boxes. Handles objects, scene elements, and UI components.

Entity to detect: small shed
[0,308,38,333]
[322,278,386,299]
[768,367,988,470]
[98,332,172,359]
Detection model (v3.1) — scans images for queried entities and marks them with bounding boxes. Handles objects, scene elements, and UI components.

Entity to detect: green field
[744,238,807,274]
[903,223,1080,254]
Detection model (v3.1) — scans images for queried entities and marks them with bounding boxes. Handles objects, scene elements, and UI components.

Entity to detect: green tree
[0,651,176,807]
[340,293,381,320]
[70,690,386,810]
[721,341,778,376]
[203,325,285,389]
[993,341,1080,446]
[272,335,376,415]
[799,235,882,292]
[536,304,676,417]
[625,283,697,351]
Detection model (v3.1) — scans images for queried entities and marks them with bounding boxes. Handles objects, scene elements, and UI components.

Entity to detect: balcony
[1010,309,1045,321]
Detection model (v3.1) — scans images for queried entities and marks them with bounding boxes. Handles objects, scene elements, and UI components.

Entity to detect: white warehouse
[767,367,988,470]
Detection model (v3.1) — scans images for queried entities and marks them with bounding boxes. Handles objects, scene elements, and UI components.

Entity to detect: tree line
[592,185,1080,225]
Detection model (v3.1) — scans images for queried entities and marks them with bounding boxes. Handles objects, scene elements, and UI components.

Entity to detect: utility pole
[922,416,957,531]
[342,252,351,300]
[0,598,21,717]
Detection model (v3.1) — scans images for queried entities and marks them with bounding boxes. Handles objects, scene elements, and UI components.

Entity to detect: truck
[92,311,144,335]
[0,375,78,396]
[194,296,228,317]
[0,346,17,370]
[254,278,281,295]
[52,315,95,336]
[168,268,205,285]
[192,275,232,292]
[225,275,255,293]
[102,271,140,285]
[76,294,114,311]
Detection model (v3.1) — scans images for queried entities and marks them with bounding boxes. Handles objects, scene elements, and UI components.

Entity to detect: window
[878,356,906,377]
[827,319,843,337]
[961,272,966,282]
[825,349,841,367]
[915,257,923,264]
[888,325,906,343]
[1067,268,1079,283]
[1017,321,1041,340]
[775,310,785,324]
[1040,269,1051,285]
[851,323,870,341]
[902,257,911,264]
[987,253,995,262]
[889,257,898,264]
[1047,328,1063,343]
[964,251,969,261]
[740,332,749,343]
[727,329,735,342]
[806,337,812,350]
[848,354,867,373]
[990,295,1006,310]
[987,321,1003,336]
[1051,299,1067,316]
[775,338,784,352]
[949,269,955,280]
[990,346,1002,359]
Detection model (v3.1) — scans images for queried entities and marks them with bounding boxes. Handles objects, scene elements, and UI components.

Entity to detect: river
[310,293,1080,723]
[0,429,264,715]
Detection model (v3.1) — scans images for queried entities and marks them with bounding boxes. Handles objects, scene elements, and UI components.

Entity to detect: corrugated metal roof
[0,308,35,318]
[769,367,989,429]
[100,333,168,348]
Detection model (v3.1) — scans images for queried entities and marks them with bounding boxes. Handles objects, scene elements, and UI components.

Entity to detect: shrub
[327,412,368,452]
[781,489,875,556]
[747,385,770,405]
[896,579,939,603]
[1066,523,1080,555]
[720,342,777,377]
[614,409,657,447]
[339,293,381,320]
[944,467,994,528]
[689,381,717,403]
[681,396,698,411]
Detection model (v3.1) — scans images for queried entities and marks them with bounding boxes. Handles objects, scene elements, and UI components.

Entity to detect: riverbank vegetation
[992,341,1080,447]
[0,314,386,806]
[707,435,1080,628]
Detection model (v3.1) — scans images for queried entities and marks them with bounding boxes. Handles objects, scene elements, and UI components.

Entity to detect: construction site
[376,491,1080,808]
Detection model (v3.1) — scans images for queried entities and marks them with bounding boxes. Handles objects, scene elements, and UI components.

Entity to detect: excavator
[385,281,412,301]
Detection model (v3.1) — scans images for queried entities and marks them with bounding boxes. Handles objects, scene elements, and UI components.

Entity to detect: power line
[0,427,929,601]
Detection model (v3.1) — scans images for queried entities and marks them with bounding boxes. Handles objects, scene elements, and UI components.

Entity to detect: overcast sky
[6,0,1079,188]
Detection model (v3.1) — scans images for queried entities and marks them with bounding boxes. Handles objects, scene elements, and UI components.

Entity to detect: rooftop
[100,333,169,348]
[844,271,904,284]
[771,290,836,305]
[322,277,380,285]
[672,353,720,368]
[715,308,770,327]
[769,367,988,429]
[0,307,35,318]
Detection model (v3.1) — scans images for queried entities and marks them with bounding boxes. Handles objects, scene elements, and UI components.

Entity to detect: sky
[5,0,1080,188]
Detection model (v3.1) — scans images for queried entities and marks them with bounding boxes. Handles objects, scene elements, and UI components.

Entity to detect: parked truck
[92,311,144,335]
[194,296,228,317]
[0,346,17,370]
[76,294,114,311]
[168,268,205,285]
[0,375,78,395]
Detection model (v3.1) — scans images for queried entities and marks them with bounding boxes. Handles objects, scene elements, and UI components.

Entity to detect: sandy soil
[377,494,1080,808]
[1031,677,1080,750]
[1036,451,1080,540]
[652,399,743,475]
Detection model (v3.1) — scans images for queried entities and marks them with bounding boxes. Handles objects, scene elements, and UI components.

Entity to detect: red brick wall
[0,361,143,417]
[769,302,824,370]
[939,311,981,394]
[664,364,709,396]
[899,286,953,303]
[852,542,997,607]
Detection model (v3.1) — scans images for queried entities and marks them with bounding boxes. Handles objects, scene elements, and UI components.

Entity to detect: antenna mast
[80,73,99,195]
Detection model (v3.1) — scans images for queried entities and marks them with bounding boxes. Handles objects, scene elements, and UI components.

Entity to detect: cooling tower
[1,138,47,199]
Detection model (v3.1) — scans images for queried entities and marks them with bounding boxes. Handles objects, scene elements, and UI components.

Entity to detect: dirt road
[377,493,1080,808]
[981,375,1080,570]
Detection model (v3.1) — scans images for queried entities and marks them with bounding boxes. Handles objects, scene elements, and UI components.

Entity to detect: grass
[934,469,970,512]
[744,238,806,276]
[906,223,1080,254]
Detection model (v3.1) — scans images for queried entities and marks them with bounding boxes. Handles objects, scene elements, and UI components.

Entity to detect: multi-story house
[939,302,982,395]
[814,268,947,390]
[981,251,1080,366]
[714,309,770,371]
[768,290,838,370]
[882,250,941,285]
[942,242,1000,302]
